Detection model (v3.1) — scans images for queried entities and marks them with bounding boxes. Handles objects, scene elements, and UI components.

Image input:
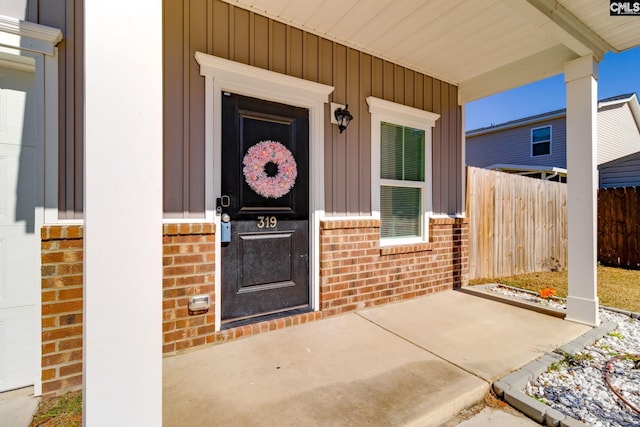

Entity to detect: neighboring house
[0,0,638,421]
[466,93,640,184]
[599,150,640,188]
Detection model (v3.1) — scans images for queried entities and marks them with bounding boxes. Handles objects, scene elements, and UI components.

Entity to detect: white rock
[488,285,640,426]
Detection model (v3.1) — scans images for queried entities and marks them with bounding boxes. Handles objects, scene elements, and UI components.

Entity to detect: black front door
[220,93,310,325]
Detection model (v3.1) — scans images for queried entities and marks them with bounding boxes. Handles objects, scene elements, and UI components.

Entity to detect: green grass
[31,390,82,427]
[470,266,640,312]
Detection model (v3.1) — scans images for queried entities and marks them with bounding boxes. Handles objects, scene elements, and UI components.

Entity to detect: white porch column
[564,55,600,326]
[84,2,162,425]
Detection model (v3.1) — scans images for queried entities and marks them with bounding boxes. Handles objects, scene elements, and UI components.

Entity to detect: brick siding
[319,217,469,317]
[161,223,324,352]
[41,225,84,398]
[162,223,216,353]
[39,217,468,397]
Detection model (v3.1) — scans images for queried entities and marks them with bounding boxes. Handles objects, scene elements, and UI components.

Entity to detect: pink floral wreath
[242,140,298,199]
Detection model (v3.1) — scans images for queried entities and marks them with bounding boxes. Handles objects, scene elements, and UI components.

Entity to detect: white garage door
[0,65,38,392]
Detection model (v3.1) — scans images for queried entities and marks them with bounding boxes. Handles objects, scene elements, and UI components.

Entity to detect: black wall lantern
[331,103,353,133]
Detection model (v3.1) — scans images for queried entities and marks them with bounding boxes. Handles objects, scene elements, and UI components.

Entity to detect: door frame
[195,52,334,331]
[0,15,62,395]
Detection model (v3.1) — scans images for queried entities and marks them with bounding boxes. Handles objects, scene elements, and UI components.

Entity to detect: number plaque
[257,216,277,229]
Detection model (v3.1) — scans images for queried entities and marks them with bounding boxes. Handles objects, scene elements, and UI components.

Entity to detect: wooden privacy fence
[598,187,640,269]
[466,167,568,280]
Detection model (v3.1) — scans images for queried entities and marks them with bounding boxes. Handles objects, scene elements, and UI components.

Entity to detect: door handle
[220,213,231,243]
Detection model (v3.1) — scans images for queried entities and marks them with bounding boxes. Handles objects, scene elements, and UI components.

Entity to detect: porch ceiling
[223,0,640,103]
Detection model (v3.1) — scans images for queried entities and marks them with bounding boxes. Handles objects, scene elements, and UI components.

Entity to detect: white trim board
[195,52,334,329]
[0,15,62,56]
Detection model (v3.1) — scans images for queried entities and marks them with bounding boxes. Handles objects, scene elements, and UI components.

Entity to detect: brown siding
[164,0,463,217]
[30,0,84,219]
[34,0,463,218]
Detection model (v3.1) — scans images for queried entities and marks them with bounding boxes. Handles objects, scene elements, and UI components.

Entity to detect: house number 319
[257,216,277,228]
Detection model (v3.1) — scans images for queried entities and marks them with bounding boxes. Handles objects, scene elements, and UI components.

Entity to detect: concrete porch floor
[163,290,590,426]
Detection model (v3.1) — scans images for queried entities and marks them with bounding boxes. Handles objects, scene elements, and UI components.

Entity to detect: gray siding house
[599,150,640,188]
[466,93,640,184]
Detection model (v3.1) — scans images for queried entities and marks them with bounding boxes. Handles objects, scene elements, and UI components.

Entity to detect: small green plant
[551,351,593,370]
[596,344,622,357]
[549,361,563,371]
[31,390,82,427]
[532,395,552,405]
[608,331,624,340]
[618,353,640,369]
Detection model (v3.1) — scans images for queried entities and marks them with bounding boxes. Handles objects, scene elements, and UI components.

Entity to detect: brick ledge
[163,310,324,355]
[41,225,83,240]
[163,223,215,236]
[430,216,468,225]
[320,219,381,229]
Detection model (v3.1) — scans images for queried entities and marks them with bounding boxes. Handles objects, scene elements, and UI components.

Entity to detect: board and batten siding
[13,0,463,218]
[466,117,567,170]
[12,0,84,220]
[163,0,463,217]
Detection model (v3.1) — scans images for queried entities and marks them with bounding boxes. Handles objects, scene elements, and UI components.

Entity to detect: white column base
[565,296,600,326]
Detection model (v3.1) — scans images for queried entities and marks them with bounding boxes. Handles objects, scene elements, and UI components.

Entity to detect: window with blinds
[367,96,439,246]
[379,122,425,239]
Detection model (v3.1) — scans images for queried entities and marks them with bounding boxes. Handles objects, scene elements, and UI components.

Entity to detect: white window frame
[531,125,552,157]
[367,97,439,246]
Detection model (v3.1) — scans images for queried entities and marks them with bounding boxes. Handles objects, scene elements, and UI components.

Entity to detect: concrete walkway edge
[492,320,618,427]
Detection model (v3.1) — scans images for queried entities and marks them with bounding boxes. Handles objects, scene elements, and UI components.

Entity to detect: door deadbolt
[216,196,231,214]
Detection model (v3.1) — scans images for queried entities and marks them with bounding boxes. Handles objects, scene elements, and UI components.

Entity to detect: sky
[465,46,640,131]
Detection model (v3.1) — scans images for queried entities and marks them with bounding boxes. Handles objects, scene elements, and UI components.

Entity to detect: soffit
[223,0,640,102]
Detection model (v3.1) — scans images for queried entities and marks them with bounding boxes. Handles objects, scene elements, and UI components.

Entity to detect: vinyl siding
[163,0,464,217]
[19,0,464,218]
[598,103,640,165]
[599,151,640,188]
[467,101,640,174]
[466,117,567,169]
[21,0,84,220]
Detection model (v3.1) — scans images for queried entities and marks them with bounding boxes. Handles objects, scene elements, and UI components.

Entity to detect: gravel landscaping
[489,286,640,427]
